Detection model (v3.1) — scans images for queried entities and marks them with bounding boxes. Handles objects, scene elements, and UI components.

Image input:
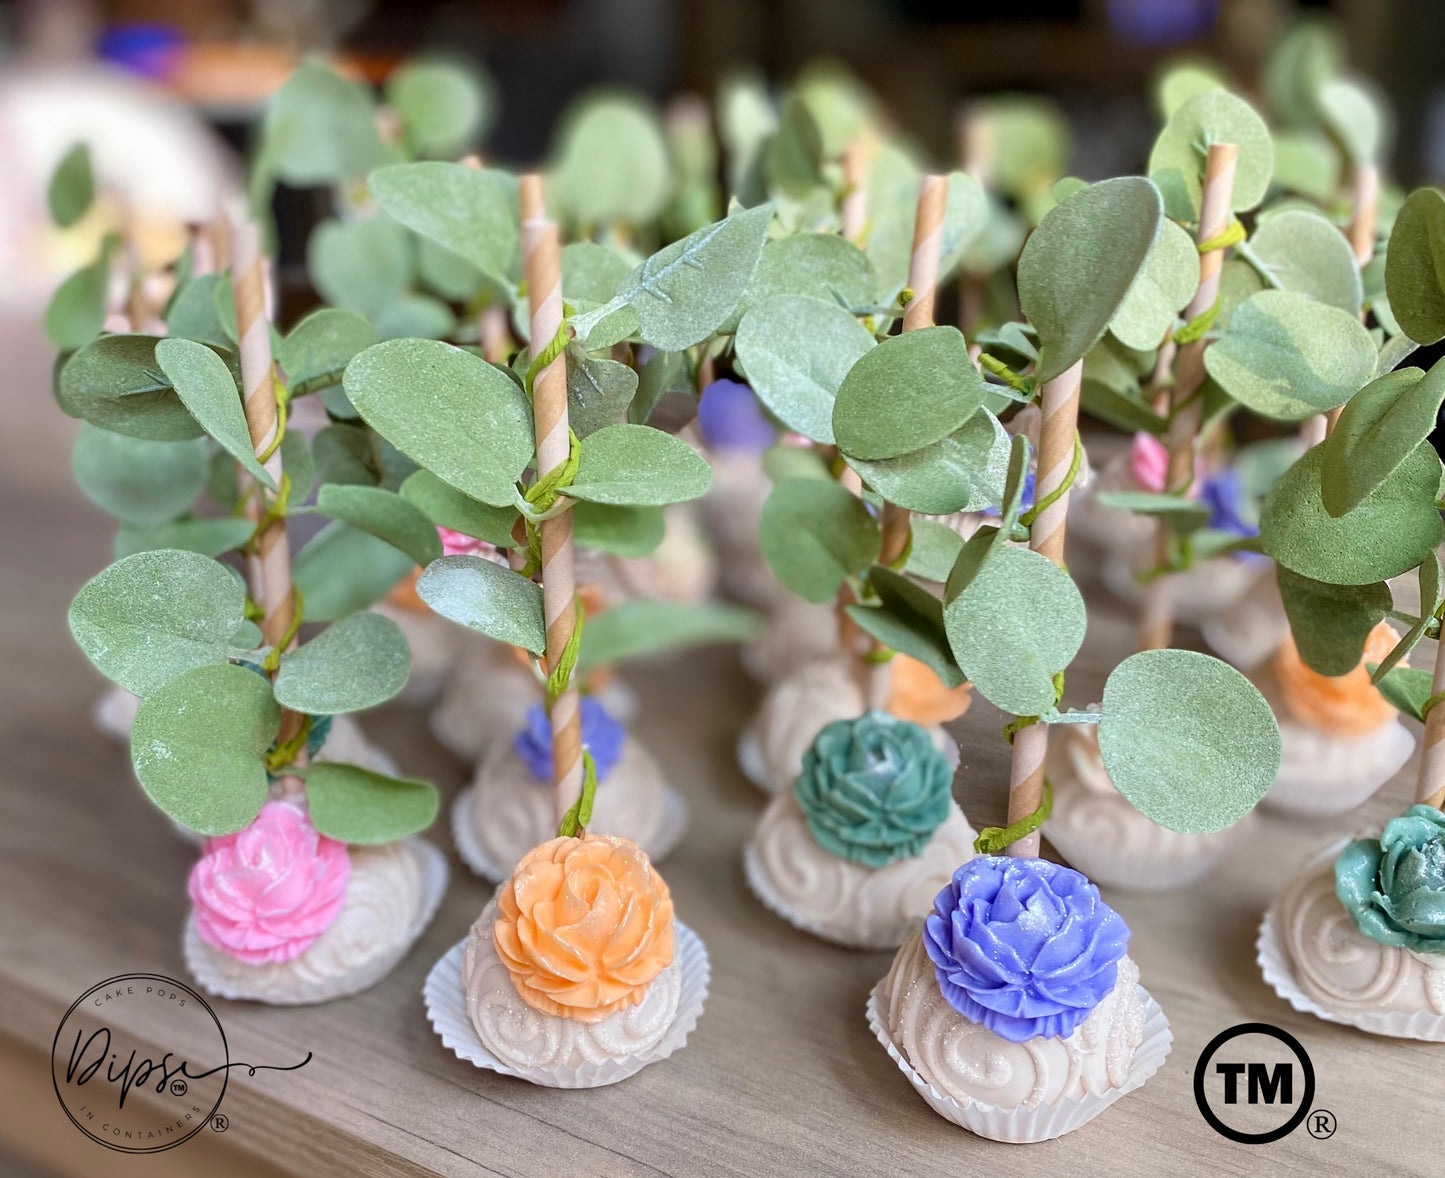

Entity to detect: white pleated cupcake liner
[736,725,960,796]
[1256,908,1445,1042]
[741,839,909,951]
[451,785,688,883]
[423,921,710,1088]
[866,981,1173,1143]
[184,837,449,1005]
[1042,813,1242,893]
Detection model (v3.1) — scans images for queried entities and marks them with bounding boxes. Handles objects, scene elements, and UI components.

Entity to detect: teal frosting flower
[794,710,953,868]
[1335,804,1445,955]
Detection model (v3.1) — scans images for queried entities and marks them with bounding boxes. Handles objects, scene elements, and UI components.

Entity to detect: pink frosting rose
[438,527,496,559]
[187,802,350,964]
[1128,431,1169,493]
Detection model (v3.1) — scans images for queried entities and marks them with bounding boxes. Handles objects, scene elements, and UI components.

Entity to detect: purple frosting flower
[696,379,776,453]
[514,697,625,784]
[1199,469,1257,538]
[923,856,1130,1043]
[982,469,1035,517]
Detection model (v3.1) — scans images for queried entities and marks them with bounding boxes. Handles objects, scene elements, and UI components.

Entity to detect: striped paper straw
[840,140,870,244]
[1418,643,1445,810]
[229,216,293,653]
[1139,142,1238,652]
[519,175,584,825]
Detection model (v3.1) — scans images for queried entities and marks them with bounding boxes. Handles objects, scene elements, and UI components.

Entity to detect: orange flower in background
[492,835,675,1022]
[886,653,974,727]
[385,566,428,613]
[1274,621,1401,736]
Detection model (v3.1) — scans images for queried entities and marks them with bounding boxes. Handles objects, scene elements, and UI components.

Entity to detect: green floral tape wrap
[794,710,953,868]
[1335,804,1445,955]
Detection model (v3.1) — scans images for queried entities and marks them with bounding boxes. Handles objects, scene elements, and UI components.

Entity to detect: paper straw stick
[1419,639,1445,810]
[1138,142,1238,653]
[840,140,870,244]
[520,175,584,826]
[1324,163,1381,435]
[229,216,292,652]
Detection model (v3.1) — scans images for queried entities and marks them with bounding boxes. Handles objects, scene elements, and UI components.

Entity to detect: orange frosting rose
[385,567,428,613]
[886,653,974,727]
[1274,621,1402,736]
[492,834,674,1022]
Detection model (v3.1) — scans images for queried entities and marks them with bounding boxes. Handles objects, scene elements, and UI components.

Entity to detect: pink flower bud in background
[437,527,495,559]
[187,801,350,964]
[1128,431,1170,493]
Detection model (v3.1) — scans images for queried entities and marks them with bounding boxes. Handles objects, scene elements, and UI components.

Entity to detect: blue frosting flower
[696,379,776,452]
[514,696,624,783]
[1199,469,1257,537]
[924,856,1130,1043]
[1336,804,1445,954]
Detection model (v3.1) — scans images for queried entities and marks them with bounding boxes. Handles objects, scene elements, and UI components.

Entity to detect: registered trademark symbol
[170,1079,188,1097]
[1307,1110,1336,1139]
[211,1114,229,1133]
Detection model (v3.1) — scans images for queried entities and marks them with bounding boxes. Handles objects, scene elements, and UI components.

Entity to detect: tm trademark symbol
[169,1079,187,1097]
[211,1114,229,1133]
[1307,1110,1336,1139]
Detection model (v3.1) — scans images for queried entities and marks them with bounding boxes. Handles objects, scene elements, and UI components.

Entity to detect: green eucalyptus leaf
[1276,567,1392,676]
[1371,665,1436,723]
[306,763,439,844]
[578,599,761,673]
[762,442,831,483]
[618,203,772,351]
[293,521,414,622]
[551,93,672,228]
[943,536,1086,716]
[847,408,1009,514]
[416,554,546,654]
[1260,441,1444,586]
[308,216,413,316]
[848,566,964,688]
[374,294,456,341]
[736,294,875,443]
[905,520,965,583]
[280,308,378,388]
[48,142,93,226]
[274,611,410,714]
[1248,209,1363,314]
[764,93,824,199]
[567,347,638,436]
[1098,649,1280,834]
[1271,129,1342,203]
[796,61,872,159]
[131,663,280,835]
[1018,177,1163,382]
[726,233,876,333]
[563,241,634,305]
[569,297,640,351]
[46,250,110,351]
[1203,290,1376,421]
[343,339,534,508]
[939,172,989,281]
[418,237,487,302]
[1147,89,1273,221]
[627,347,690,425]
[386,57,494,159]
[115,517,256,560]
[155,337,273,488]
[567,423,711,506]
[399,469,518,547]
[833,325,986,459]
[57,334,215,441]
[1094,490,1211,534]
[1109,216,1199,351]
[1081,379,1168,435]
[571,502,665,556]
[369,162,518,285]
[865,140,924,298]
[1322,364,1445,517]
[1319,77,1388,168]
[71,423,208,527]
[1371,555,1441,685]
[1156,63,1226,119]
[165,273,232,349]
[312,423,379,487]
[1385,188,1445,345]
[68,549,246,696]
[313,484,442,567]
[759,478,879,602]
[255,62,390,190]
[1265,19,1342,126]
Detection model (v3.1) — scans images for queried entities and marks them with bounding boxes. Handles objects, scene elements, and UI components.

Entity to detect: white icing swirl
[741,597,845,683]
[186,840,438,1004]
[880,928,1145,1111]
[470,739,668,875]
[746,659,866,792]
[1262,713,1414,817]
[1277,848,1445,1017]
[748,790,976,949]
[430,642,542,761]
[463,898,682,1071]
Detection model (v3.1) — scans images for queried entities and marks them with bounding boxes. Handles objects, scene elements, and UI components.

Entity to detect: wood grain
[1,467,1443,1176]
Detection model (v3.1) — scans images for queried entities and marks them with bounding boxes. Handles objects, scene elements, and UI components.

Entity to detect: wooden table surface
[2,471,1443,1178]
